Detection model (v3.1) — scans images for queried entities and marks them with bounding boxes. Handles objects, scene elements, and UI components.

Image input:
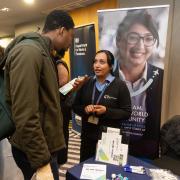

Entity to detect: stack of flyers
[96,127,128,166]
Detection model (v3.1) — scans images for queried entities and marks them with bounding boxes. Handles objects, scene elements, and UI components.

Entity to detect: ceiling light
[0,7,10,12]
[0,38,13,48]
[24,0,34,5]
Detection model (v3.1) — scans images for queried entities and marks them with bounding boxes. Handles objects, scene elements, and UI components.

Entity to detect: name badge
[88,116,99,125]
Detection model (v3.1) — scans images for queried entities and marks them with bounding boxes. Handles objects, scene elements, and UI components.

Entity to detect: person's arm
[8,44,51,169]
[56,62,69,87]
[72,75,89,92]
[72,82,88,117]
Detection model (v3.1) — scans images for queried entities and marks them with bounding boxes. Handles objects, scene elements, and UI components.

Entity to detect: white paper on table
[101,132,122,146]
[95,140,107,162]
[113,143,128,166]
[96,133,123,164]
[102,133,122,156]
[107,127,120,134]
[59,78,77,95]
[96,127,128,166]
[80,164,106,180]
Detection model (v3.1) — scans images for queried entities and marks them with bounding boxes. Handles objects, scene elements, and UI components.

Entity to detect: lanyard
[91,82,109,105]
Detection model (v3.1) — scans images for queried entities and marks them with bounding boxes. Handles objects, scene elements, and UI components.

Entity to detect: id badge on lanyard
[88,116,99,125]
[87,82,109,125]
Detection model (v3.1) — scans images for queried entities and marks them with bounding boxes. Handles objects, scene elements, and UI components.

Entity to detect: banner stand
[70,23,96,134]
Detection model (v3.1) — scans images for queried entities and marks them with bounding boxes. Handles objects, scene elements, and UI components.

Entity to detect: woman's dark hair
[42,10,74,33]
[116,10,159,47]
[95,50,114,67]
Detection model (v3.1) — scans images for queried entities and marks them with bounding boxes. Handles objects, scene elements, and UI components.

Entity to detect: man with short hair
[4,10,74,180]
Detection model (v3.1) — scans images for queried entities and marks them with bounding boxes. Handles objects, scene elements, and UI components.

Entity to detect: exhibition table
[66,155,157,180]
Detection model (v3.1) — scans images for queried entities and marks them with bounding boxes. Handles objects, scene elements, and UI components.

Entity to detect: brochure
[80,164,106,180]
[59,75,88,95]
[59,78,77,95]
[96,127,128,166]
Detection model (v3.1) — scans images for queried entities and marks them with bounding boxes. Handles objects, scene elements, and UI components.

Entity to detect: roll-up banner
[70,24,96,134]
[98,5,169,158]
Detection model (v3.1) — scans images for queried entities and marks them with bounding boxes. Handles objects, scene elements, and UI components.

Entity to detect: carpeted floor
[59,129,81,179]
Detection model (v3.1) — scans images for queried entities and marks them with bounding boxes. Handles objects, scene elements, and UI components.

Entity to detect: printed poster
[98,5,169,158]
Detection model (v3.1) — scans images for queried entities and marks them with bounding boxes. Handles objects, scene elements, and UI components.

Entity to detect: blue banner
[70,24,96,133]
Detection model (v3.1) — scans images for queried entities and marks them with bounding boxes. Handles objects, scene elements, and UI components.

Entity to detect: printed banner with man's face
[98,5,169,158]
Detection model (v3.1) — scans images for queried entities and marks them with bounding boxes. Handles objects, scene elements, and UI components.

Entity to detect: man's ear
[59,27,65,36]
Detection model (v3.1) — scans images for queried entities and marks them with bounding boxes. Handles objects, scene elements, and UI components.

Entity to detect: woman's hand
[94,105,106,115]
[85,105,95,114]
[72,75,89,91]
[85,104,107,115]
